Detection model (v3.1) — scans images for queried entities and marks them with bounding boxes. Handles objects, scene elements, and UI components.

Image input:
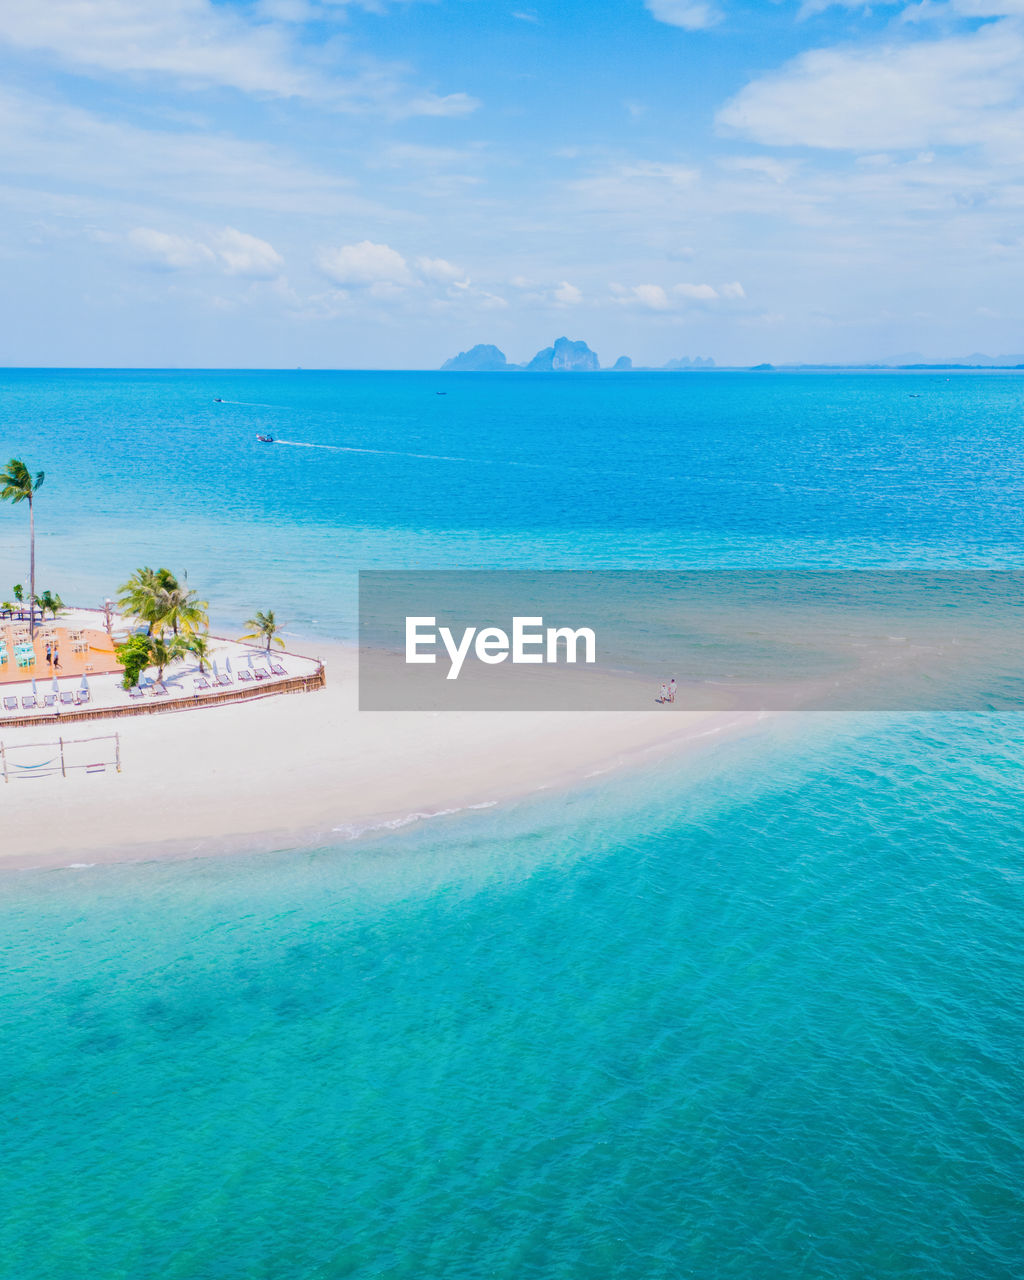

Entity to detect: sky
[1,0,1023,368]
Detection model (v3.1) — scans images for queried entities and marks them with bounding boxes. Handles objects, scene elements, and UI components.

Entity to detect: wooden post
[59,736,66,777]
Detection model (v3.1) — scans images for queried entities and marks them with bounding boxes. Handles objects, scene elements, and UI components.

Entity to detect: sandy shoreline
[0,638,764,869]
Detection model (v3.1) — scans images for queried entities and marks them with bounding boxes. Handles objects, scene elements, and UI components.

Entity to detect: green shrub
[115,634,152,690]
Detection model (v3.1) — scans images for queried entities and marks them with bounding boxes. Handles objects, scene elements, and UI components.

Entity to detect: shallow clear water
[1,371,1023,1278]
[4,716,1023,1279]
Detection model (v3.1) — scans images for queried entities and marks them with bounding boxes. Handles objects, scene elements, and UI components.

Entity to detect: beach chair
[151,683,169,697]
[21,695,37,710]
[253,667,270,680]
[3,696,16,711]
[59,691,75,706]
[238,669,254,683]
[128,686,144,699]
[217,672,231,687]
[74,690,88,705]
[270,662,286,676]
[43,694,56,708]
[193,677,210,691]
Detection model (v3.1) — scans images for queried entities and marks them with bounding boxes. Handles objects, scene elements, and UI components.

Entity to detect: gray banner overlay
[358,571,1024,711]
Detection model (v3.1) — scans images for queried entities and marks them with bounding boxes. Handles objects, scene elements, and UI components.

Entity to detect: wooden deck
[0,623,122,685]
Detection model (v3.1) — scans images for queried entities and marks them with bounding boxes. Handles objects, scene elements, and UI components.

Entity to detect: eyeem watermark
[406,616,597,680]
[359,570,1024,711]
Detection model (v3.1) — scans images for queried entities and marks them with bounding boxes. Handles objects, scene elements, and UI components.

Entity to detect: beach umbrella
[212,658,219,679]
[52,671,59,695]
[30,677,37,697]
[80,674,89,698]
[225,655,232,673]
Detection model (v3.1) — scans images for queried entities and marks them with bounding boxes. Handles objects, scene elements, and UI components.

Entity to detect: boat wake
[272,438,546,469]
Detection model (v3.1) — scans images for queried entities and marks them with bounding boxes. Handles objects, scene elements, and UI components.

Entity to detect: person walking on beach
[668,677,677,704]
[657,681,669,704]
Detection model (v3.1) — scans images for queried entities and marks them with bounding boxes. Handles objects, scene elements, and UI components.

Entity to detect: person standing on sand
[668,677,677,703]
[45,643,52,667]
[52,649,60,673]
[657,682,669,704]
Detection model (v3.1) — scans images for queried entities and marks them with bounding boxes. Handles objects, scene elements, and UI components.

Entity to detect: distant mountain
[611,355,632,371]
[879,352,1024,368]
[526,337,600,371]
[662,356,715,370]
[441,343,510,371]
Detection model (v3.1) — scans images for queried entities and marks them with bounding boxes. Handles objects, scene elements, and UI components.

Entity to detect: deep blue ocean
[2,370,1023,1278]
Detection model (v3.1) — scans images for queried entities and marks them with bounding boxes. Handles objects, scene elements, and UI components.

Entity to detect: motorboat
[255,434,275,443]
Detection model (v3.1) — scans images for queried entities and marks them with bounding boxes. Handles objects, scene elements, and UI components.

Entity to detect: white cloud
[0,0,319,98]
[128,227,215,270]
[717,20,1024,152]
[674,282,719,300]
[402,93,481,118]
[215,227,285,278]
[317,240,412,286]
[610,281,739,310]
[0,0,479,115]
[314,243,504,311]
[0,88,390,218]
[128,225,284,277]
[613,283,671,309]
[415,255,464,282]
[554,280,583,304]
[644,0,724,30]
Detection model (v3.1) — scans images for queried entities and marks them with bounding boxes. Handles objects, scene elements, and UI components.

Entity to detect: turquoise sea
[2,370,1023,1278]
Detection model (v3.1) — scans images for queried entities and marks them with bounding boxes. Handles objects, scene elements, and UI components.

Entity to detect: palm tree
[118,568,208,637]
[155,582,208,637]
[38,590,64,619]
[118,567,166,633]
[242,609,285,652]
[186,631,213,674]
[0,461,44,637]
[147,633,188,684]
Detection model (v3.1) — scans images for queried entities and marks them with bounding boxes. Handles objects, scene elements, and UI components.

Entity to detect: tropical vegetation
[114,635,154,691]
[242,609,285,651]
[118,567,208,637]
[37,589,64,619]
[147,634,189,684]
[0,460,44,636]
[185,632,212,674]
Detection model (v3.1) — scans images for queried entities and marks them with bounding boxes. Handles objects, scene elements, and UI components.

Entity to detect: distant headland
[440,341,1024,373]
[441,338,719,373]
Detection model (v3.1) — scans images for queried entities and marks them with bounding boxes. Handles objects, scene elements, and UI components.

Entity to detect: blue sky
[2,0,1023,367]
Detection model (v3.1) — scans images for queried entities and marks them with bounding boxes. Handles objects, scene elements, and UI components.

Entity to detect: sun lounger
[128,686,144,699]
[194,677,210,691]
[75,691,89,705]
[59,691,75,706]
[238,669,254,682]
[3,696,16,711]
[21,695,37,710]
[254,668,271,680]
[43,694,56,708]
[151,684,169,696]
[217,673,231,686]
[270,662,286,676]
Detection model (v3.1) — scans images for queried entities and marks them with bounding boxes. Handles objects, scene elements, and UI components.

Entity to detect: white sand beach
[0,638,761,868]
